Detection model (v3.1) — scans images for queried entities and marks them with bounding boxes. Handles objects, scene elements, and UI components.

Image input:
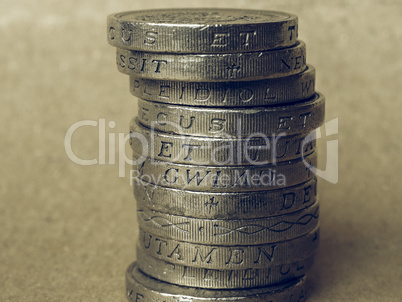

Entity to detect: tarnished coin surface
[116,41,306,81]
[132,152,317,192]
[108,9,298,53]
[130,119,316,165]
[137,251,314,288]
[133,178,318,219]
[136,202,319,245]
[137,226,319,269]
[126,262,307,301]
[137,92,324,137]
[130,65,315,107]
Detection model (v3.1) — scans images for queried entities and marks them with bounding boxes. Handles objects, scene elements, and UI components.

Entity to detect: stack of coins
[107,8,325,301]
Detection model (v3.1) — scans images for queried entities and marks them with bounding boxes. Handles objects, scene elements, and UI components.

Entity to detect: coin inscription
[130,119,316,165]
[126,262,307,302]
[137,251,314,288]
[137,227,319,269]
[130,65,315,106]
[137,93,324,137]
[116,42,306,81]
[134,178,317,219]
[132,152,316,192]
[108,9,298,53]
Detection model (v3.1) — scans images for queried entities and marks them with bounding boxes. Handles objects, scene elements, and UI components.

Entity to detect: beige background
[1,0,402,301]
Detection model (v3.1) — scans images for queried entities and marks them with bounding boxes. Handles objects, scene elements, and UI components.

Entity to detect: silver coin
[108,8,298,53]
[131,152,317,192]
[130,65,315,107]
[133,177,318,219]
[126,262,307,301]
[137,226,319,269]
[137,92,324,137]
[130,118,317,165]
[136,202,319,245]
[137,251,314,288]
[116,41,306,81]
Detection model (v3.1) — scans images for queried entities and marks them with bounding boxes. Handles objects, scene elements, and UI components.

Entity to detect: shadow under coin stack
[107,8,325,302]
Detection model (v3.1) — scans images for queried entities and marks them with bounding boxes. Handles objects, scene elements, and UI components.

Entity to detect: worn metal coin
[137,251,314,288]
[132,152,316,192]
[116,41,306,81]
[137,226,319,269]
[130,65,315,106]
[130,119,316,165]
[126,262,307,301]
[133,178,317,219]
[136,202,319,245]
[137,92,324,137]
[108,9,298,53]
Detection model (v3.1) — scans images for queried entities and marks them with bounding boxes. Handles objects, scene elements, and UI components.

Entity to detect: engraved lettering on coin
[108,9,299,52]
[136,226,319,269]
[116,41,307,81]
[126,262,308,301]
[136,252,314,288]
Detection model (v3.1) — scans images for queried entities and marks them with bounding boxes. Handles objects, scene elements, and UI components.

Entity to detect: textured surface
[1,0,401,301]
